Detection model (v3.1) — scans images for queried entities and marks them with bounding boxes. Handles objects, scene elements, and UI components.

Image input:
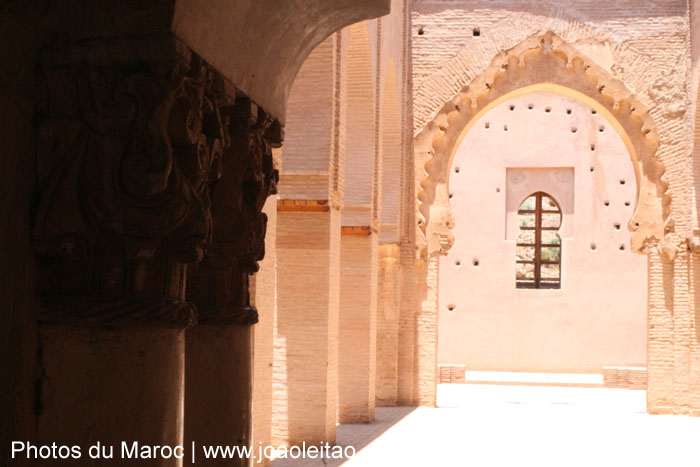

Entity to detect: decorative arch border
[415,31,674,259]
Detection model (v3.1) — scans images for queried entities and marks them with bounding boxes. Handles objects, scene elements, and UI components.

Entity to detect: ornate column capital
[32,34,237,328]
[187,97,280,326]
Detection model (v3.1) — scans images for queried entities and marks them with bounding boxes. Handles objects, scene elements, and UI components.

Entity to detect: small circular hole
[619,244,625,251]
[620,180,625,185]
[449,193,454,199]
[590,144,596,151]
[455,260,461,266]
[418,27,425,35]
[566,109,572,115]
[604,200,610,206]
[496,187,501,193]
[528,104,534,110]
[485,122,490,129]
[509,105,515,111]
[447,304,456,311]
[545,107,551,113]
[625,201,631,206]
[591,109,597,114]
[614,223,621,230]
[590,243,597,251]
[599,126,605,132]
[455,167,460,173]
[472,259,479,266]
[590,167,595,172]
[571,127,577,133]
[503,125,508,131]
[635,222,640,227]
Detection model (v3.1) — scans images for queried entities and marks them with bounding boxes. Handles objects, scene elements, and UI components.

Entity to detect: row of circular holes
[473,114,609,175]
[455,103,629,271]
[451,236,628,270]
[450,181,630,196]
[450,197,631,269]
[485,106,604,134]
[456,161,627,184]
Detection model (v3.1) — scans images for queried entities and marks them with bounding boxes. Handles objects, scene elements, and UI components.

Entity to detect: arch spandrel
[415,31,674,260]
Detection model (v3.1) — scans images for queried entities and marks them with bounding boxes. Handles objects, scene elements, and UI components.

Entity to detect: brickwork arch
[415,31,674,260]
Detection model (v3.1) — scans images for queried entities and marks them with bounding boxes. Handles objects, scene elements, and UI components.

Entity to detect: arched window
[516,192,562,289]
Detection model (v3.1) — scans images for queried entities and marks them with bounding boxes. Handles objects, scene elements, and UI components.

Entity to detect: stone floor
[272,384,700,466]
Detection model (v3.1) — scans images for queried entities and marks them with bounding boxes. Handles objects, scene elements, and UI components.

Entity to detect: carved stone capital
[187,98,280,325]
[33,34,237,328]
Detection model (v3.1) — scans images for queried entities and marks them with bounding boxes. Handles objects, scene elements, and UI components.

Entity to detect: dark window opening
[516,192,562,289]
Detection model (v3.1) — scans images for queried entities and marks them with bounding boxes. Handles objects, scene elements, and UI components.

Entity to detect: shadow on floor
[271,406,416,466]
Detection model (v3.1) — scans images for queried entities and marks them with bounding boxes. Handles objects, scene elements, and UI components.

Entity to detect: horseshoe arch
[414,31,674,260]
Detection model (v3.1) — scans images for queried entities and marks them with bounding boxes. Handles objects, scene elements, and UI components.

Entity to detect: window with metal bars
[515,192,562,289]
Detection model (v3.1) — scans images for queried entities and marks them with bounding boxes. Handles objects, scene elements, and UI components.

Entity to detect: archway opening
[438,90,647,382]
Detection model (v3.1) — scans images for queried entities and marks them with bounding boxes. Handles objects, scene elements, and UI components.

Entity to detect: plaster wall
[438,91,647,373]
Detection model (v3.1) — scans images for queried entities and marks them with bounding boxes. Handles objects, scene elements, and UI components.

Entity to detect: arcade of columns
[4,0,700,466]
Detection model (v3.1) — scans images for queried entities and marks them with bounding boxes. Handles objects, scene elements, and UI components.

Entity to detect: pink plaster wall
[438,91,647,373]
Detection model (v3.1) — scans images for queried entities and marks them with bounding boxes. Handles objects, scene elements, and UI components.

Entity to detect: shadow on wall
[272,407,416,466]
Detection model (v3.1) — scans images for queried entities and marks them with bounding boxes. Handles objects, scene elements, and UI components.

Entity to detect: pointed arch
[414,31,673,259]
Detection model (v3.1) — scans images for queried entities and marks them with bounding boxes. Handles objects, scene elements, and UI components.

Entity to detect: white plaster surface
[273,384,700,466]
[438,91,647,372]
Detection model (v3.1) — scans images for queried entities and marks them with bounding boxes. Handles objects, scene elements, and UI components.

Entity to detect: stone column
[32,37,227,465]
[185,100,280,466]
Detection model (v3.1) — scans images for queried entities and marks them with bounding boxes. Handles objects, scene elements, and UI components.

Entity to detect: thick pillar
[647,251,675,414]
[185,327,252,464]
[396,2,417,405]
[691,251,700,416]
[376,244,401,405]
[338,20,379,423]
[397,242,416,405]
[274,205,341,444]
[414,254,440,407]
[185,99,280,466]
[251,191,279,466]
[272,31,346,446]
[38,327,186,465]
[339,228,378,421]
[672,249,691,414]
[32,36,231,465]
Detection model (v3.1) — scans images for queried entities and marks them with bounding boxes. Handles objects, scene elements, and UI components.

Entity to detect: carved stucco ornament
[187,97,280,326]
[415,31,674,260]
[32,37,240,327]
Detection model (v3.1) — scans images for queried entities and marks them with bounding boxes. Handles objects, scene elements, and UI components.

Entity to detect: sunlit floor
[272,384,700,467]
